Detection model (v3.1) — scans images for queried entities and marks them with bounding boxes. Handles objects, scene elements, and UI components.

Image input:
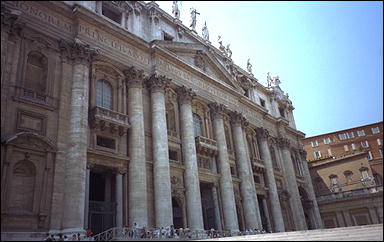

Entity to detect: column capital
[176,86,196,104]
[58,38,99,65]
[1,6,23,36]
[256,127,270,140]
[146,73,171,93]
[277,137,290,149]
[208,102,226,120]
[124,66,146,88]
[117,167,128,175]
[229,111,248,127]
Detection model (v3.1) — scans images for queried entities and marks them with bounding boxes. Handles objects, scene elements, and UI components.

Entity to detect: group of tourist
[44,229,94,241]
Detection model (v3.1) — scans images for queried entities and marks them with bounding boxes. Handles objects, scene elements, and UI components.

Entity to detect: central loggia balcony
[195,136,218,157]
[89,106,130,136]
[251,157,266,173]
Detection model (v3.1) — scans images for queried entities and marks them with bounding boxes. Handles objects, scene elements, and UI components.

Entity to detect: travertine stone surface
[277,137,307,231]
[256,127,285,232]
[116,173,123,228]
[230,112,260,229]
[177,86,204,230]
[147,74,173,227]
[211,185,223,231]
[125,66,148,227]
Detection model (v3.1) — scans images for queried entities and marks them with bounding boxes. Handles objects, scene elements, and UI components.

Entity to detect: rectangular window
[357,130,366,136]
[96,136,116,150]
[351,143,356,150]
[314,151,321,159]
[361,170,369,179]
[371,127,380,134]
[163,32,174,41]
[279,107,285,118]
[102,4,122,24]
[327,148,332,156]
[311,140,319,147]
[259,98,266,108]
[367,151,373,160]
[254,176,261,184]
[344,145,349,152]
[361,141,369,148]
[379,149,383,158]
[169,149,178,161]
[377,139,382,146]
[338,133,347,140]
[346,131,355,139]
[323,137,331,144]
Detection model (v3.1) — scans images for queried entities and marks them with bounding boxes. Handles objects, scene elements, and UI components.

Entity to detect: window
[357,130,365,136]
[169,150,178,161]
[230,166,237,177]
[360,169,369,179]
[96,136,116,149]
[25,51,48,93]
[96,80,113,109]
[367,151,373,160]
[254,175,261,184]
[314,151,321,159]
[351,143,356,150]
[377,139,382,146]
[163,32,174,41]
[361,141,369,148]
[102,4,121,24]
[310,140,319,147]
[347,132,354,139]
[327,148,332,156]
[279,107,285,118]
[329,174,339,191]
[344,170,353,183]
[344,145,349,152]
[379,149,383,158]
[323,137,331,144]
[371,127,380,134]
[192,113,202,137]
[259,98,266,108]
[338,133,347,140]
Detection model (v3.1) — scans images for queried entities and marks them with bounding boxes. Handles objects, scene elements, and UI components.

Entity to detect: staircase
[200,224,383,241]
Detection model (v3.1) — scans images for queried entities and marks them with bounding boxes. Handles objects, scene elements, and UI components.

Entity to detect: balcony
[251,157,265,173]
[195,136,218,157]
[13,85,59,110]
[89,106,130,136]
[317,185,383,202]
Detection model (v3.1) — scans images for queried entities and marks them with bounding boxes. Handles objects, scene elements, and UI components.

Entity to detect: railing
[167,129,178,138]
[89,106,130,127]
[195,136,218,157]
[317,185,383,202]
[13,85,59,110]
[92,227,270,241]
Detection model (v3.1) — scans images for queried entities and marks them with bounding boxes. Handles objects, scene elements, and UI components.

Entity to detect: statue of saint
[218,36,226,53]
[226,44,232,59]
[267,72,272,87]
[247,58,253,75]
[172,1,180,19]
[202,21,209,41]
[190,7,200,32]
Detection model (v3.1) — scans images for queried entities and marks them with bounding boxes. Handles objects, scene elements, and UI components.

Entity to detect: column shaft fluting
[256,128,285,232]
[209,103,239,232]
[278,137,306,230]
[211,185,223,231]
[177,86,204,230]
[148,75,173,227]
[230,112,260,229]
[125,67,147,227]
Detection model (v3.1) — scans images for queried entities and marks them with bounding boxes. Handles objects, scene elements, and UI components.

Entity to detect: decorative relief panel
[16,109,46,135]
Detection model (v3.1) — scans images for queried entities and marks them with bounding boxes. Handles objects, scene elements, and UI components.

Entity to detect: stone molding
[208,102,226,120]
[229,111,248,127]
[1,6,23,36]
[277,137,290,149]
[256,127,270,140]
[146,73,171,93]
[58,38,99,65]
[124,66,145,88]
[176,86,196,105]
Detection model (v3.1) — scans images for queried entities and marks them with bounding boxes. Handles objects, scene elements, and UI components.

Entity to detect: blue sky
[155,1,383,137]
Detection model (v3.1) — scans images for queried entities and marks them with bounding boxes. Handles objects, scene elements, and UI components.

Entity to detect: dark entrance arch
[172,198,183,229]
[298,187,313,230]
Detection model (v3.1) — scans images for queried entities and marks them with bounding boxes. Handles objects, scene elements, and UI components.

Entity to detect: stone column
[256,127,285,232]
[208,103,239,232]
[124,66,147,227]
[116,171,124,228]
[84,166,91,229]
[147,74,173,228]
[59,39,98,233]
[176,86,204,230]
[335,211,345,227]
[368,207,379,224]
[230,111,261,229]
[298,149,324,229]
[262,198,272,233]
[211,184,223,231]
[277,137,307,231]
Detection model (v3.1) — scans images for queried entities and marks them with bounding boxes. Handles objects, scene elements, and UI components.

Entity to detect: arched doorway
[172,198,183,229]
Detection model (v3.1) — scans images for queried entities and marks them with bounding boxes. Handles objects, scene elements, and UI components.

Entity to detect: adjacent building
[1,1,322,236]
[302,122,383,228]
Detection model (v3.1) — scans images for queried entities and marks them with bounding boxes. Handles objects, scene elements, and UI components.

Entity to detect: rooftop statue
[190,7,200,32]
[226,44,232,59]
[247,58,253,75]
[267,72,281,87]
[172,1,180,19]
[218,36,226,53]
[202,21,209,41]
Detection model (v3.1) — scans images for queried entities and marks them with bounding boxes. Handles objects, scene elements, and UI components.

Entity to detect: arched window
[193,113,202,137]
[25,51,47,93]
[96,79,113,109]
[8,160,36,214]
